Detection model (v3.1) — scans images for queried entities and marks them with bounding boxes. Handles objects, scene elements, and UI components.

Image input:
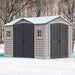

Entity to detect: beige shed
[4,16,72,59]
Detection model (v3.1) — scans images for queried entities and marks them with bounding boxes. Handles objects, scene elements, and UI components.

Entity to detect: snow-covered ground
[0,58,75,75]
[73,41,75,52]
[0,44,4,53]
[0,44,75,75]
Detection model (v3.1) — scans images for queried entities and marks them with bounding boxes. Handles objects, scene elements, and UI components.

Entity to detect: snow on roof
[25,16,59,24]
[5,16,70,26]
[5,18,23,26]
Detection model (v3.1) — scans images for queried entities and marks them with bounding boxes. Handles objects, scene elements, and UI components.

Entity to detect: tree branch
[9,2,28,22]
[0,16,5,23]
[62,10,70,19]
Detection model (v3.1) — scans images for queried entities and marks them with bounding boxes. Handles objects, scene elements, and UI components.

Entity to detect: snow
[25,16,59,24]
[0,44,4,53]
[73,41,75,52]
[5,18,23,26]
[0,58,75,75]
[0,44,75,75]
[5,16,62,26]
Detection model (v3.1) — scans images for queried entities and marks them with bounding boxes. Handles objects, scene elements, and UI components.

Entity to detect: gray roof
[5,16,71,26]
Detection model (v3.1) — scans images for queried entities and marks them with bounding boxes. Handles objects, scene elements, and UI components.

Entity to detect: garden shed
[4,16,72,59]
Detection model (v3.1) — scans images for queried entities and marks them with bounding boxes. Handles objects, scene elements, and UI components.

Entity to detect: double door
[51,23,68,58]
[13,23,34,58]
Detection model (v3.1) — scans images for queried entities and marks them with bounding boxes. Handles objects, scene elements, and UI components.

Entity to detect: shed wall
[34,17,72,59]
[4,26,13,57]
[4,20,32,57]
[34,25,46,59]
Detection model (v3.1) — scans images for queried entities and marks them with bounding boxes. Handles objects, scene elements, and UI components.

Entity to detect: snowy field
[0,44,75,75]
[0,44,4,53]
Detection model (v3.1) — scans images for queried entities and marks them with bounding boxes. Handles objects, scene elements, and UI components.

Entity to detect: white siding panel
[34,25,46,59]
[45,23,50,59]
[68,25,72,57]
[4,26,13,57]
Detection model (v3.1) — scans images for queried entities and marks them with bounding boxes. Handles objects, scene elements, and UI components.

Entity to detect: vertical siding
[4,26,13,57]
[68,25,72,57]
[34,25,46,59]
[45,23,50,59]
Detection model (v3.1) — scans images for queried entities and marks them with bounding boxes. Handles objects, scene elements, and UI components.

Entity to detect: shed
[4,16,72,59]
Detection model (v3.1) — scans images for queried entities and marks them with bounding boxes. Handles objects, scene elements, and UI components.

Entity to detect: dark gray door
[61,24,68,58]
[51,24,59,58]
[13,24,23,57]
[51,23,68,58]
[13,23,34,58]
[23,24,34,58]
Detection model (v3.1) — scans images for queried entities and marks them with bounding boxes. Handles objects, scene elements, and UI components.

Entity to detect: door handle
[58,40,61,43]
[22,40,24,44]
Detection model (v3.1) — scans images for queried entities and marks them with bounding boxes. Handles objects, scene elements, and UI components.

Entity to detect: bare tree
[0,0,33,43]
[58,0,75,23]
[0,0,35,24]
[58,0,75,52]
